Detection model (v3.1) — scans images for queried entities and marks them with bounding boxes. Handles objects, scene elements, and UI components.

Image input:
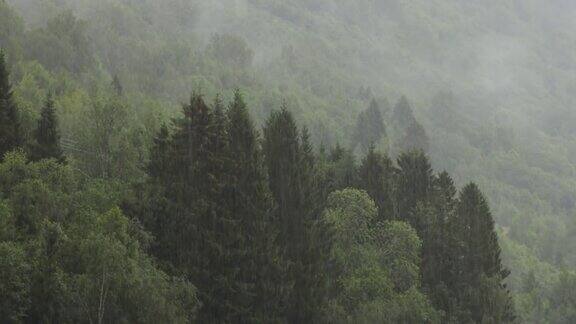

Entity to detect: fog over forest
[1,0,576,323]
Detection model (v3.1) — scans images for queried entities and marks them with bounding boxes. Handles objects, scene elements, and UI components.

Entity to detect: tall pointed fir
[146,94,246,322]
[352,98,386,152]
[357,144,395,221]
[30,95,65,162]
[225,90,288,322]
[129,122,175,263]
[0,50,22,159]
[392,96,429,153]
[263,106,331,323]
[421,171,462,321]
[395,150,435,232]
[455,183,515,323]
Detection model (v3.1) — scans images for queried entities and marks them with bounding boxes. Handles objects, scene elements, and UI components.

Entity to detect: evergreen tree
[30,95,65,162]
[146,94,245,322]
[396,150,435,231]
[225,90,288,322]
[400,119,430,153]
[420,171,461,320]
[263,107,331,323]
[392,96,429,153]
[352,98,387,152]
[357,144,395,221]
[432,171,460,294]
[392,96,417,128]
[0,50,22,159]
[455,183,515,323]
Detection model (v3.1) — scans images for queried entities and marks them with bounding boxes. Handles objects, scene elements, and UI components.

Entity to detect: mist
[1,0,576,322]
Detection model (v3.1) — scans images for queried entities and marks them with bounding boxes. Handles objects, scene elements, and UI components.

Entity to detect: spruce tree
[0,50,22,159]
[392,96,429,153]
[263,107,330,323]
[357,144,395,221]
[421,171,461,320]
[396,150,435,231]
[400,119,429,153]
[352,98,387,152]
[225,90,288,322]
[455,183,515,323]
[392,96,416,128]
[30,95,65,162]
[147,94,245,322]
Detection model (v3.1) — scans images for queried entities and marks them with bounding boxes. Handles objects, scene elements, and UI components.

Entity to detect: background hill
[3,0,576,321]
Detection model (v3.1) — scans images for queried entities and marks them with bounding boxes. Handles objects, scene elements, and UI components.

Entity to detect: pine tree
[396,150,435,231]
[30,95,65,162]
[263,106,331,323]
[225,90,288,322]
[392,96,416,128]
[400,119,429,153]
[455,183,515,323]
[0,50,22,159]
[392,96,429,153]
[357,144,395,221]
[145,94,246,322]
[421,171,461,320]
[352,98,387,152]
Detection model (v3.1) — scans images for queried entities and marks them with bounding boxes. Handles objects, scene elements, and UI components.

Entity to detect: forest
[1,0,576,323]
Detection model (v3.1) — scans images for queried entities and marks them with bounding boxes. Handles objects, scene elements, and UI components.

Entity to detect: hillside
[2,0,576,322]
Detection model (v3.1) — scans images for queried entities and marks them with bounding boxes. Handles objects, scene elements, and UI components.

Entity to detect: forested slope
[1,0,576,322]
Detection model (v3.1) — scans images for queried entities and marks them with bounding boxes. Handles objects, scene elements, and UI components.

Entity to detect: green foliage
[206,34,254,69]
[24,11,94,74]
[323,189,439,323]
[132,92,290,322]
[352,99,387,153]
[0,151,199,322]
[29,95,65,162]
[357,145,395,221]
[0,0,569,321]
[224,90,289,321]
[264,107,331,322]
[0,50,22,158]
[0,242,30,322]
[454,183,515,323]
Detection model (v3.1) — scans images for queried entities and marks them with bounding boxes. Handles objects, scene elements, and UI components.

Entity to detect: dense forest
[1,0,576,323]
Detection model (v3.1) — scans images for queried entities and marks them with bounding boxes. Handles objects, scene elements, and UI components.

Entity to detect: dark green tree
[420,171,462,321]
[30,95,65,162]
[146,94,242,322]
[225,90,288,322]
[455,183,515,323]
[396,150,435,230]
[263,106,331,323]
[0,50,22,159]
[323,143,358,192]
[357,144,395,221]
